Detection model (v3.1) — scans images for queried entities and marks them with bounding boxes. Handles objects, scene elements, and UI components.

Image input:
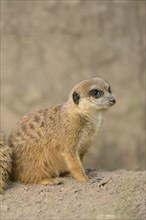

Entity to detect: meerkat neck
[84,110,104,127]
[65,101,104,129]
[96,111,104,128]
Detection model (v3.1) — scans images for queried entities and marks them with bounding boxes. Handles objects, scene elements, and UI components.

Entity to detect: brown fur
[0,132,12,193]
[8,77,116,185]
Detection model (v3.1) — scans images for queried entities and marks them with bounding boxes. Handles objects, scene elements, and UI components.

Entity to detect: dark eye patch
[108,86,112,93]
[89,89,104,98]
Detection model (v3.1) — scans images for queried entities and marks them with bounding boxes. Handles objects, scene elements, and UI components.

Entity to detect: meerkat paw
[76,175,89,183]
[38,178,63,186]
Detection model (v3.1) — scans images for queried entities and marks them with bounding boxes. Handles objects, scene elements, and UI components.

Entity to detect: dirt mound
[1,170,145,220]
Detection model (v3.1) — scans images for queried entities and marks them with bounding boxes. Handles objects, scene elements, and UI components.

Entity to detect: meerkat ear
[72,91,80,105]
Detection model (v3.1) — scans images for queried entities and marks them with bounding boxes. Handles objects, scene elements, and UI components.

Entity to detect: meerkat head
[69,77,116,116]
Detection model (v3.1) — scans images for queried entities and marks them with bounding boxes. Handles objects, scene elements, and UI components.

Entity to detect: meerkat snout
[109,97,116,105]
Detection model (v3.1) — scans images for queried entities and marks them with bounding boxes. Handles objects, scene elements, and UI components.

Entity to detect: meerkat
[0,132,12,193]
[8,77,116,185]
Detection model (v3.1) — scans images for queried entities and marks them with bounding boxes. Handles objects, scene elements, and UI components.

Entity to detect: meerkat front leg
[79,143,89,161]
[63,152,89,183]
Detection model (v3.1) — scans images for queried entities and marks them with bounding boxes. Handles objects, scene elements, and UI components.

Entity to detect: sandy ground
[0,169,145,220]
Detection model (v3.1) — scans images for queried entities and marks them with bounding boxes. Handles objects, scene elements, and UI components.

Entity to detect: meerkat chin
[9,77,116,185]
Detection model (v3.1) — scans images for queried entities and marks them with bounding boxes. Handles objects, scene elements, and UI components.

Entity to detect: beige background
[1,0,145,170]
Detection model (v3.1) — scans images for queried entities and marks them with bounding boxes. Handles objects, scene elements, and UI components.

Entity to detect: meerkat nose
[109,97,116,105]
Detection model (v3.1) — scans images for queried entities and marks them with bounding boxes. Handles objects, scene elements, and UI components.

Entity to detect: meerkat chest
[79,112,104,146]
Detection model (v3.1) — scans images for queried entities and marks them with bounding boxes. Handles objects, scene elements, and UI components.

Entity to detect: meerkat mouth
[97,103,115,110]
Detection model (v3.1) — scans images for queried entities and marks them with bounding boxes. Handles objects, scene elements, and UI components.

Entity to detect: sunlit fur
[9,77,115,185]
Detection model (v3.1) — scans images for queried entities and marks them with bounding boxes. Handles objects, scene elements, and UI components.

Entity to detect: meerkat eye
[108,86,112,93]
[89,89,104,98]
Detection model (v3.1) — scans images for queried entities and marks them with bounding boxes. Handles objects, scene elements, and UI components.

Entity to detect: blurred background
[1,0,145,170]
